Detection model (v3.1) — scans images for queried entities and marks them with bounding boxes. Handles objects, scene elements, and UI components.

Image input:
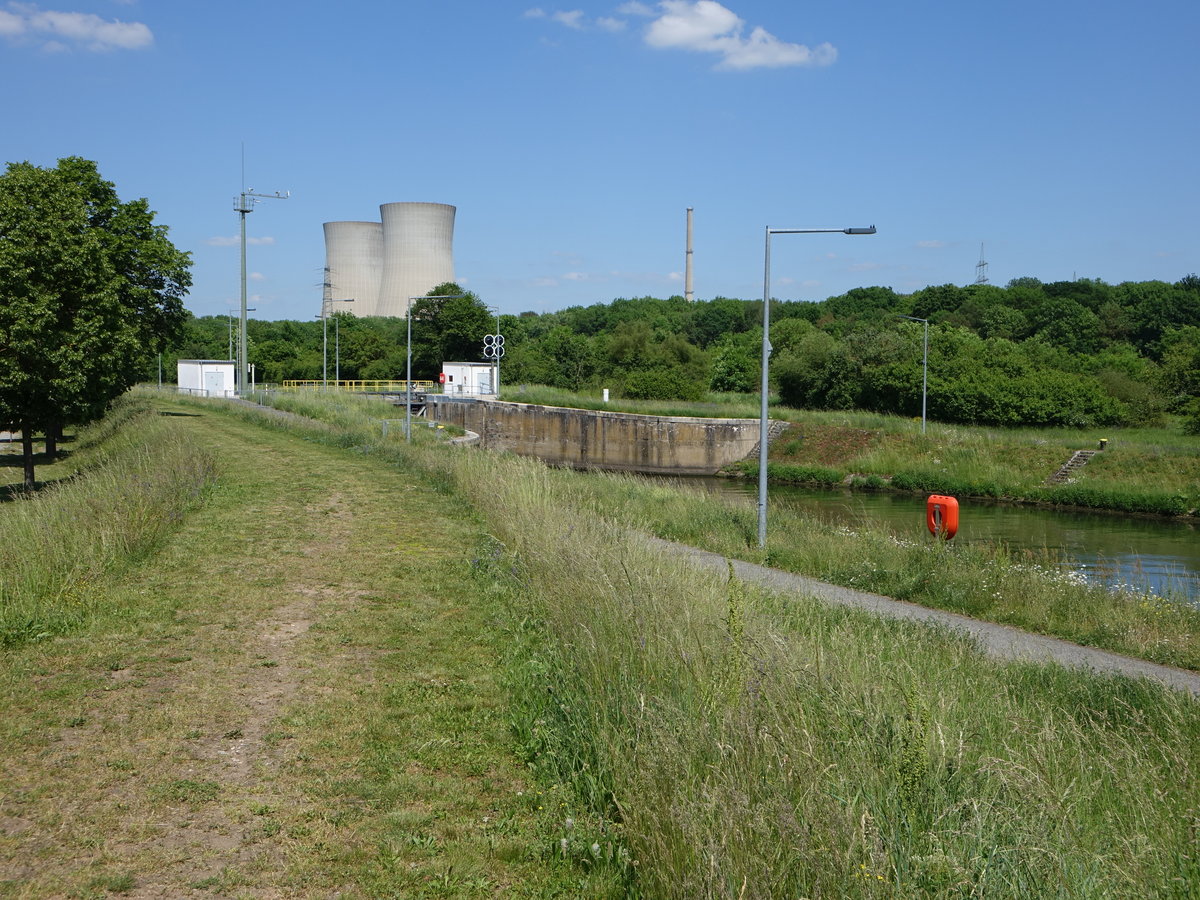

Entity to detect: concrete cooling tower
[322,202,456,320]
[322,221,383,317]
[376,202,456,318]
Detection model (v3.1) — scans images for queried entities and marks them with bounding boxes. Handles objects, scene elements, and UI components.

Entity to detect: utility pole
[234,186,287,394]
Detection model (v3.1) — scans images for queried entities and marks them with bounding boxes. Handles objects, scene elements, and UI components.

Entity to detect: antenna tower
[974,242,989,285]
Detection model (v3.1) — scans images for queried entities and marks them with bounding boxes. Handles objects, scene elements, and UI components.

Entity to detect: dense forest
[163,275,1200,431]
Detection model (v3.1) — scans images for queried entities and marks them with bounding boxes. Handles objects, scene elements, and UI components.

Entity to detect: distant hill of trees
[163,275,1200,431]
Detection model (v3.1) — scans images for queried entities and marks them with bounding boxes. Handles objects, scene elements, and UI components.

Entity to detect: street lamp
[406,294,465,442]
[317,297,354,388]
[897,315,929,434]
[333,300,354,385]
[758,225,877,550]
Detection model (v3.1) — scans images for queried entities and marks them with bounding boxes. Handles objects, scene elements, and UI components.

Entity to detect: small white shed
[440,362,498,397]
[177,359,237,398]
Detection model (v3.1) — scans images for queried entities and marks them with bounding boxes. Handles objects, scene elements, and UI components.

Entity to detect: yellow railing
[280,380,438,393]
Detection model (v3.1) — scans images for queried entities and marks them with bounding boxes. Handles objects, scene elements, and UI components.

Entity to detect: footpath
[654,538,1200,697]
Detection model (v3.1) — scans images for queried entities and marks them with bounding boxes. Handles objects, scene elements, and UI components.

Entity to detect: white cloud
[618,1,655,14]
[206,235,276,247]
[551,9,586,28]
[523,7,546,18]
[596,16,626,31]
[643,1,834,71]
[249,272,265,282]
[0,9,24,36]
[1,3,152,51]
[563,271,590,281]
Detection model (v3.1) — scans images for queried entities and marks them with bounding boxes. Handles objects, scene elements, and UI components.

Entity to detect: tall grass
[457,448,1200,899]
[175,389,1200,897]
[0,397,217,646]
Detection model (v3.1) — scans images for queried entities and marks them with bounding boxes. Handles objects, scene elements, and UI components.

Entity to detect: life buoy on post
[926,495,959,540]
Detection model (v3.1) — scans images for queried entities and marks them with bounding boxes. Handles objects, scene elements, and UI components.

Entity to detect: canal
[694,479,1200,605]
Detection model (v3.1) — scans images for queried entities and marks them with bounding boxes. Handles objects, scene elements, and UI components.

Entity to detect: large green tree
[408,283,493,378]
[0,158,190,488]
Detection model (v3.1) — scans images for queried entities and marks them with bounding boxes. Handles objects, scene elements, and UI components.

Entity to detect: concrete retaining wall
[429,398,775,475]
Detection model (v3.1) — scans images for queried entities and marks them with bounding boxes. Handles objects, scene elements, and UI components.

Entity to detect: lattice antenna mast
[974,242,989,285]
[234,185,288,394]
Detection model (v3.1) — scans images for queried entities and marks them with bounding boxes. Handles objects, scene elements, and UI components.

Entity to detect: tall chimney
[685,207,694,302]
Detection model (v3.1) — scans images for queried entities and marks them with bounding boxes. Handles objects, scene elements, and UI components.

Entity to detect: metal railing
[280,380,438,393]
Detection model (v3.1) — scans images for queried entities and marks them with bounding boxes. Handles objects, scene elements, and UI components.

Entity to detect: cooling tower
[323,221,383,317]
[376,202,456,318]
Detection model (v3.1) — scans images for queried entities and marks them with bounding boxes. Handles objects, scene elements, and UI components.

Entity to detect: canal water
[691,479,1200,605]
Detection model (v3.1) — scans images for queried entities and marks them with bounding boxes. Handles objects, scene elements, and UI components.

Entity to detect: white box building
[177,360,236,398]
[441,362,497,397]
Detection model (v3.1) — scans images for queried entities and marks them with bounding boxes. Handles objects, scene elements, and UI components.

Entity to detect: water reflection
[688,478,1200,604]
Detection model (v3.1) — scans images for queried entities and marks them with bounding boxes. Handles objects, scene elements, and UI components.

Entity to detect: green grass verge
[112,390,1200,897]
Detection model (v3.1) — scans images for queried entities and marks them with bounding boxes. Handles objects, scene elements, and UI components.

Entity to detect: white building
[441,362,497,397]
[177,360,236,398]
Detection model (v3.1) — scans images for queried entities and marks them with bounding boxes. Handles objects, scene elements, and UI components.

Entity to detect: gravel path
[651,536,1200,697]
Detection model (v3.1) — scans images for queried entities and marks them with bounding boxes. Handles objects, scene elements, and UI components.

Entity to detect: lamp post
[333,299,354,386]
[315,309,327,388]
[897,315,929,434]
[758,225,877,550]
[406,294,465,442]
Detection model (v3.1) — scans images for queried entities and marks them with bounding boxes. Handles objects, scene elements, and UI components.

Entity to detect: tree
[408,283,493,378]
[0,158,190,488]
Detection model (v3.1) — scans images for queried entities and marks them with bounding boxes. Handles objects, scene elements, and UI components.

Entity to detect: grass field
[0,397,620,897]
[3,392,1199,898]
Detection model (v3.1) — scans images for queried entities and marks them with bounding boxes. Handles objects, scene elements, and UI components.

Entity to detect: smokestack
[685,207,694,302]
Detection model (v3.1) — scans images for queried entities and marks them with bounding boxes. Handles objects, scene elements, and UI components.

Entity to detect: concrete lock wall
[430,398,769,475]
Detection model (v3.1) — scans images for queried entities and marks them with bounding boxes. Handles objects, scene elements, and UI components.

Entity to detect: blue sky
[2,0,1197,320]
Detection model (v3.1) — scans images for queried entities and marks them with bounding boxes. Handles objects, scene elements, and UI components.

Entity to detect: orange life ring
[926,495,959,540]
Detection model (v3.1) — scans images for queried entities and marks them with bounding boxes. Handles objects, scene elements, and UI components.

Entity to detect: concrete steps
[1046,449,1098,485]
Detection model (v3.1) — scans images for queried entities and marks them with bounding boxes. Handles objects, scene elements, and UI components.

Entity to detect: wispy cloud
[552,9,586,28]
[525,2,835,71]
[0,2,153,51]
[526,6,625,32]
[206,235,277,248]
[643,1,835,71]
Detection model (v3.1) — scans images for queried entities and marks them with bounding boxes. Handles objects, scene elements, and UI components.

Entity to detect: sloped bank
[429,396,783,475]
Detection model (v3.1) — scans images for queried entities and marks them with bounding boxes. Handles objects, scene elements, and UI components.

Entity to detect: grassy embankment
[0,396,618,897]
[502,385,1200,517]
[6,390,1198,897]
[220,388,1199,897]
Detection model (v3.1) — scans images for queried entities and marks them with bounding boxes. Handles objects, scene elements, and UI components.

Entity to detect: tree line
[164,275,1200,433]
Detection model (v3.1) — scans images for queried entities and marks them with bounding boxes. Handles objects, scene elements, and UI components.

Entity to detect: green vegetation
[0,392,612,897]
[5,390,1200,897]
[245,389,1200,669]
[0,396,215,646]
[230,389,1200,897]
[0,157,190,487]
[165,277,1200,437]
[750,414,1200,517]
